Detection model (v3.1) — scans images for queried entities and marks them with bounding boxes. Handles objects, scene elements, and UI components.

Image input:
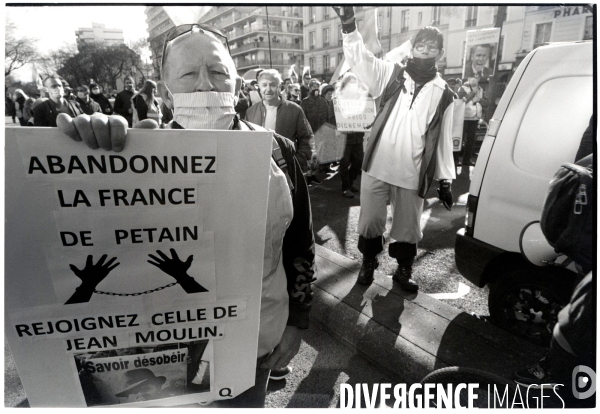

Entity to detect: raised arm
[335,6,395,99]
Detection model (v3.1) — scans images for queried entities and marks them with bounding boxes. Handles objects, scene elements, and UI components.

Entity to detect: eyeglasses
[161,23,230,74]
[414,43,440,53]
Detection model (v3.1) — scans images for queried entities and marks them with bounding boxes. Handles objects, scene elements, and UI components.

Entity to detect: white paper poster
[463,28,501,81]
[5,127,272,407]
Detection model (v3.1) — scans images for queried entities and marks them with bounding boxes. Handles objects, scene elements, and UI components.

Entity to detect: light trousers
[357,173,424,244]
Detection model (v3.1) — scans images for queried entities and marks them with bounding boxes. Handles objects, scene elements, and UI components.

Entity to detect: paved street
[307,156,490,316]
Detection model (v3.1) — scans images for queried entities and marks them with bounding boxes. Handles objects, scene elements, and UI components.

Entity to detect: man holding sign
[334,6,456,291]
[57,23,315,407]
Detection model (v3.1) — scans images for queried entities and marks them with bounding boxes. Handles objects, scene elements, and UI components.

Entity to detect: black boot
[357,235,384,285]
[392,262,418,291]
[358,256,379,285]
[389,242,418,291]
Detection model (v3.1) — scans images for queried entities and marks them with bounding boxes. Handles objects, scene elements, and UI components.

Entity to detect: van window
[513,76,592,177]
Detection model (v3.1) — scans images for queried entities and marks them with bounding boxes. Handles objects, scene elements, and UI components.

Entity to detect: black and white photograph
[5,3,596,409]
[74,340,211,406]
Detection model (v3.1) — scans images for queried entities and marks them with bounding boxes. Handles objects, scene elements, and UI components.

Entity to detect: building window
[323,27,330,47]
[583,16,593,40]
[309,57,315,72]
[309,7,315,23]
[418,12,422,25]
[498,34,505,62]
[309,31,315,50]
[432,6,441,25]
[338,24,343,45]
[401,10,410,33]
[323,55,330,72]
[534,22,552,48]
[465,6,478,27]
[338,52,344,64]
[323,6,329,20]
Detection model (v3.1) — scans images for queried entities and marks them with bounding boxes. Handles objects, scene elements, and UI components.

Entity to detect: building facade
[75,22,125,48]
[516,5,594,63]
[200,6,304,79]
[302,6,380,83]
[144,5,594,89]
[145,6,177,78]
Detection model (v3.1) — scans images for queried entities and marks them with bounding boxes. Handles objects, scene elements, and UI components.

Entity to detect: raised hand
[332,6,355,23]
[148,248,207,294]
[148,248,192,281]
[65,254,119,304]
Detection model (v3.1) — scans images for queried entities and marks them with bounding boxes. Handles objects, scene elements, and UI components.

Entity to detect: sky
[6,4,149,53]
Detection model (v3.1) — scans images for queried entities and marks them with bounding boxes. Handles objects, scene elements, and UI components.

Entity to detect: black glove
[437,180,453,211]
[332,6,356,33]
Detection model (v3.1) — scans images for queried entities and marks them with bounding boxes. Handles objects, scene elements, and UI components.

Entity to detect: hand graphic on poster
[65,254,120,304]
[148,248,208,293]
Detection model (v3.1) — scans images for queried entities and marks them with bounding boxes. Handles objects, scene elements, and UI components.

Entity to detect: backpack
[540,154,594,272]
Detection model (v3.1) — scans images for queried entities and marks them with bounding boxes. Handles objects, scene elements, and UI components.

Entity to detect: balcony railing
[323,42,329,47]
[231,41,303,55]
[236,59,290,70]
[465,18,477,27]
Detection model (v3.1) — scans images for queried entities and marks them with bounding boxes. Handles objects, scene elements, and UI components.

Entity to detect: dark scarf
[405,57,438,84]
[90,92,105,102]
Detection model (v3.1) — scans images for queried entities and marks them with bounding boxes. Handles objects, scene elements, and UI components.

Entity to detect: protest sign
[463,28,501,80]
[452,98,466,152]
[5,127,273,407]
[314,123,346,164]
[333,97,376,132]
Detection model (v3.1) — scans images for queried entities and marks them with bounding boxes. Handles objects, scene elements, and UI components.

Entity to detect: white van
[454,41,593,345]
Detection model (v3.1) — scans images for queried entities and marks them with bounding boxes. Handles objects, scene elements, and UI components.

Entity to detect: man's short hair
[77,85,89,93]
[413,26,444,50]
[473,44,492,55]
[257,69,283,84]
[283,77,291,83]
[124,75,134,83]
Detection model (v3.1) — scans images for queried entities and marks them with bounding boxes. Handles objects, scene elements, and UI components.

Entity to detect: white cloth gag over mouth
[172,91,236,130]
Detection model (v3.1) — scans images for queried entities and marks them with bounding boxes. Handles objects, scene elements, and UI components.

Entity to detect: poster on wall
[462,28,501,81]
[5,128,273,407]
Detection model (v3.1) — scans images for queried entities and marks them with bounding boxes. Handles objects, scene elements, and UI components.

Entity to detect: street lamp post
[266,6,273,68]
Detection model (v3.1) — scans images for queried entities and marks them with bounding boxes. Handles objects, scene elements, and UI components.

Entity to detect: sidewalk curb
[311,245,546,385]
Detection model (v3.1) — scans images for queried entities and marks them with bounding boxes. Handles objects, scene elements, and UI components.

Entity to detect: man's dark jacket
[113,89,135,127]
[76,97,102,116]
[33,99,83,127]
[171,117,316,328]
[90,92,114,115]
[246,99,313,167]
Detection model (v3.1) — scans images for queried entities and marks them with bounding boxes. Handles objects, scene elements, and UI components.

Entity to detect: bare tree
[55,41,141,90]
[5,18,41,77]
[128,37,158,81]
